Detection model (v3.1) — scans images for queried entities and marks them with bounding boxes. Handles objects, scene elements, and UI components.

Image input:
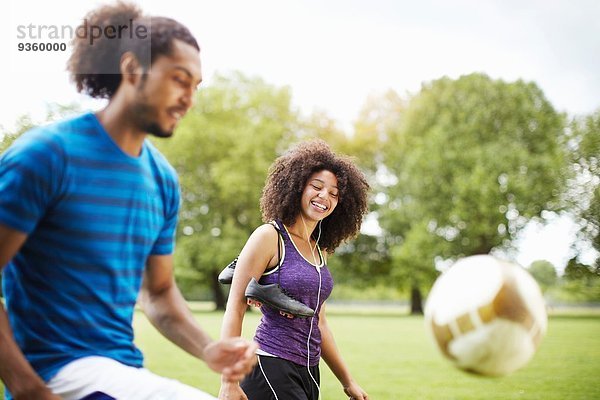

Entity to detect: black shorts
[240,355,320,400]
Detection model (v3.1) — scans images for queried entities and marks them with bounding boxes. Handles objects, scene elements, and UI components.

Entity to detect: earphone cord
[300,215,321,267]
[258,355,279,400]
[260,219,323,400]
[302,216,322,400]
[275,222,282,287]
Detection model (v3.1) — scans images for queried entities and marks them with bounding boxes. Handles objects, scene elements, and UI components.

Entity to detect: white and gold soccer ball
[424,255,547,376]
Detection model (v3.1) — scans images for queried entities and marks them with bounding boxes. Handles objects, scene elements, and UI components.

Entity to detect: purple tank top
[254,221,334,366]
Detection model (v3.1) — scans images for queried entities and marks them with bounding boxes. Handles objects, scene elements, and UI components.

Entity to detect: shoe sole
[246,295,313,318]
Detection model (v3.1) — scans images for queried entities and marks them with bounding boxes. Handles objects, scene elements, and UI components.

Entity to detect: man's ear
[120,52,143,85]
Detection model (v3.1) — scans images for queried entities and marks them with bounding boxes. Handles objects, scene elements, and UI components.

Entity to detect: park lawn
[1,310,599,399]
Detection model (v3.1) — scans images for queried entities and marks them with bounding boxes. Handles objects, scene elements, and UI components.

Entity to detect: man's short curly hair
[261,139,370,253]
[67,1,199,99]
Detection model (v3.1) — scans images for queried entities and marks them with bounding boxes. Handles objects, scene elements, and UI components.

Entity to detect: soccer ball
[424,255,547,376]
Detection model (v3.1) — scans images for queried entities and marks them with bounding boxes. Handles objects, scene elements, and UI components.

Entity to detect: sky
[1,0,599,272]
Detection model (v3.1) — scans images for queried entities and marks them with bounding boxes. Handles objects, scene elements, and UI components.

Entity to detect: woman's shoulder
[243,223,281,265]
[250,222,280,240]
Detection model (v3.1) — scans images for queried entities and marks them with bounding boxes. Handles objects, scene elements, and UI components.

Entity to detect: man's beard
[130,77,174,138]
[131,102,173,138]
[143,120,173,138]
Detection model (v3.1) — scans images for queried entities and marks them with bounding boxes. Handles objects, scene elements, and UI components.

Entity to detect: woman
[219,140,370,400]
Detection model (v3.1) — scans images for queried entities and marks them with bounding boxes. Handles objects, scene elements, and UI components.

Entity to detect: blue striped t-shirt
[0,113,180,383]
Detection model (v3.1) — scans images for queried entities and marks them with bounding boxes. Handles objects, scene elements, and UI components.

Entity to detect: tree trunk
[410,285,423,315]
[211,270,227,310]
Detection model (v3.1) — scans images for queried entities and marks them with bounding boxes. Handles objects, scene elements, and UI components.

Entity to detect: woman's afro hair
[261,139,370,252]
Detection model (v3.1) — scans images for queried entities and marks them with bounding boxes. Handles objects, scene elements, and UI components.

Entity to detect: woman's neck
[286,215,317,242]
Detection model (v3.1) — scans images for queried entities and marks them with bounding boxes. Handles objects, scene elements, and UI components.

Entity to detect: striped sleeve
[0,131,65,234]
[149,173,180,256]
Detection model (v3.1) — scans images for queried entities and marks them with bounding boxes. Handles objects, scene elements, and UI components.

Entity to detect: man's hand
[218,380,249,400]
[203,338,258,382]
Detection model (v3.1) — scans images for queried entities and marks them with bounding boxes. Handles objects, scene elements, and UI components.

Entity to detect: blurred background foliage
[1,72,598,312]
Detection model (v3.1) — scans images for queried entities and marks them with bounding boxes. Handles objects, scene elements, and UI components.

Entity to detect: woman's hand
[344,381,369,400]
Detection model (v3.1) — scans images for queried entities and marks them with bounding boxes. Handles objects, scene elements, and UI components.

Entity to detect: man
[0,3,257,399]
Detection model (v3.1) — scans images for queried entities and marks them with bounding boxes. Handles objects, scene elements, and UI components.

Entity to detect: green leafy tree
[346,90,404,176]
[561,259,600,302]
[303,92,404,295]
[0,116,35,154]
[568,110,600,269]
[0,104,81,153]
[528,260,557,292]
[299,110,379,176]
[379,73,569,313]
[327,233,393,289]
[390,220,446,314]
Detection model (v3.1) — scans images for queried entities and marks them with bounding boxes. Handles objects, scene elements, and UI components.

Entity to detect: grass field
[2,308,599,399]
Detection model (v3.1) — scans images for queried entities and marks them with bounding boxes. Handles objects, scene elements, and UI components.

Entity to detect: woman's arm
[319,302,369,400]
[218,224,280,399]
[220,223,280,338]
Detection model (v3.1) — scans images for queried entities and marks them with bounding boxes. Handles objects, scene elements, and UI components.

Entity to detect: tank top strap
[272,219,289,242]
[260,220,287,277]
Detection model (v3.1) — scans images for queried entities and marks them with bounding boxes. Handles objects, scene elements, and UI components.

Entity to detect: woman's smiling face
[300,170,339,222]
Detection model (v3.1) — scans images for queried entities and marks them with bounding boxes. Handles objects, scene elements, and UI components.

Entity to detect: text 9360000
[17,42,67,52]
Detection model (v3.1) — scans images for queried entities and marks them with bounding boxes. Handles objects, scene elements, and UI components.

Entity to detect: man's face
[131,40,202,137]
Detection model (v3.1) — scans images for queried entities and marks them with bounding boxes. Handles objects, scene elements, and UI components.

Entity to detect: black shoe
[218,257,277,285]
[245,277,315,319]
[218,258,237,284]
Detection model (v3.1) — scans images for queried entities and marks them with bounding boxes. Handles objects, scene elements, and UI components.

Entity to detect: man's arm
[0,224,60,399]
[140,254,257,382]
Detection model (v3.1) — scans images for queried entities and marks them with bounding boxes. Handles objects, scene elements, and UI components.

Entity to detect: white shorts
[47,356,216,400]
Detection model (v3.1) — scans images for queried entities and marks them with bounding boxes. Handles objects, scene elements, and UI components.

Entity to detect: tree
[379,73,569,313]
[153,72,300,308]
[303,91,404,297]
[568,109,600,269]
[390,220,445,314]
[0,116,34,154]
[0,104,81,153]
[327,233,393,289]
[561,259,600,302]
[528,260,557,292]
[346,90,404,175]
